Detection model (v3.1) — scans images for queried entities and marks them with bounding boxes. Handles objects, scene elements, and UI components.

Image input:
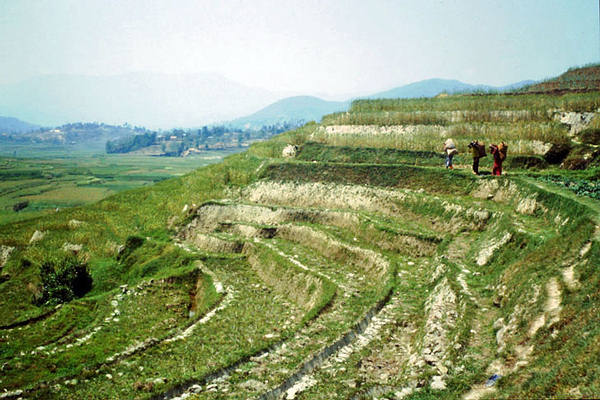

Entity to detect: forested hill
[0,122,148,149]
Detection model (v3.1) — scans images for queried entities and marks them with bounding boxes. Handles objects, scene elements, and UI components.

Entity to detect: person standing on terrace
[443,138,458,169]
[489,142,507,175]
[468,140,486,175]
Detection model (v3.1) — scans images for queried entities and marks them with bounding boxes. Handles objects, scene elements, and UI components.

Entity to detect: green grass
[1,90,600,399]
[260,160,476,195]
[0,150,238,226]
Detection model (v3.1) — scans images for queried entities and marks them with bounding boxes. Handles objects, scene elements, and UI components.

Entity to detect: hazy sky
[1,0,598,96]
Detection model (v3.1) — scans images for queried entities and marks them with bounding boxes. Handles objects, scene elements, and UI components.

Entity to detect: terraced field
[1,90,599,399]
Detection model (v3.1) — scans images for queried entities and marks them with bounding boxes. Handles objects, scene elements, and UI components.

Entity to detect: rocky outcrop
[420,278,458,390]
[282,144,298,158]
[29,230,46,244]
[68,219,85,229]
[62,243,83,254]
[0,246,14,269]
[554,111,596,136]
[476,232,512,266]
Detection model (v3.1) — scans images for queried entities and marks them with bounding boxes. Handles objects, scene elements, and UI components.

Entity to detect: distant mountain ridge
[366,78,536,99]
[0,73,538,131]
[228,79,535,127]
[0,116,39,133]
[0,73,283,129]
[229,96,350,128]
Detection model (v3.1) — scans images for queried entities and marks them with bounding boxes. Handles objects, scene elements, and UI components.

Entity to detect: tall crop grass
[321,109,551,126]
[351,92,600,113]
[310,122,568,154]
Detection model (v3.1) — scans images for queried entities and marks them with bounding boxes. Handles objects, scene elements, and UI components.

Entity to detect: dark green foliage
[297,142,443,164]
[537,176,600,199]
[578,128,600,145]
[543,143,571,164]
[561,145,600,170]
[12,201,29,212]
[116,235,145,262]
[508,156,548,170]
[38,255,93,305]
[0,169,45,180]
[106,132,157,153]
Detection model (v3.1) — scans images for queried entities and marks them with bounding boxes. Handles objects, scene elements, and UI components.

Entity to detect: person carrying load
[489,142,508,176]
[468,140,486,175]
[443,138,458,170]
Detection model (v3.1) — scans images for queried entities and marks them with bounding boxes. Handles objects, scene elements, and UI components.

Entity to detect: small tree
[37,255,92,305]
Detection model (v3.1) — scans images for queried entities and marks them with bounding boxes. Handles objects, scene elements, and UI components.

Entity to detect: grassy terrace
[0,91,599,399]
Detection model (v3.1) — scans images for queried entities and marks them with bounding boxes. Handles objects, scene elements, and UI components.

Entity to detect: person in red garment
[489,142,507,176]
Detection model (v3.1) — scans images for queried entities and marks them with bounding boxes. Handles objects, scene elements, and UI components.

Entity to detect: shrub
[37,255,93,305]
[562,158,590,170]
[13,201,29,212]
[544,143,571,164]
[578,128,600,145]
[116,235,145,262]
[508,156,548,170]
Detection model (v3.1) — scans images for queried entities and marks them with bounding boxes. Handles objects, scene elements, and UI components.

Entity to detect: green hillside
[0,84,599,399]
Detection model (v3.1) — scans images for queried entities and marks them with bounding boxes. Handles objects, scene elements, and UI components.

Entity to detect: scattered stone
[190,384,202,393]
[239,379,267,392]
[0,389,23,399]
[516,197,538,215]
[282,144,298,158]
[562,265,580,290]
[68,219,85,229]
[545,278,562,325]
[476,233,512,266]
[0,246,14,269]
[430,375,446,390]
[579,242,592,258]
[62,242,83,254]
[29,230,46,244]
[555,111,595,136]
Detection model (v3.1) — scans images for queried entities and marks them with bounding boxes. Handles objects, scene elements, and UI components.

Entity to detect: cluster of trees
[105,132,157,153]
[106,122,301,155]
